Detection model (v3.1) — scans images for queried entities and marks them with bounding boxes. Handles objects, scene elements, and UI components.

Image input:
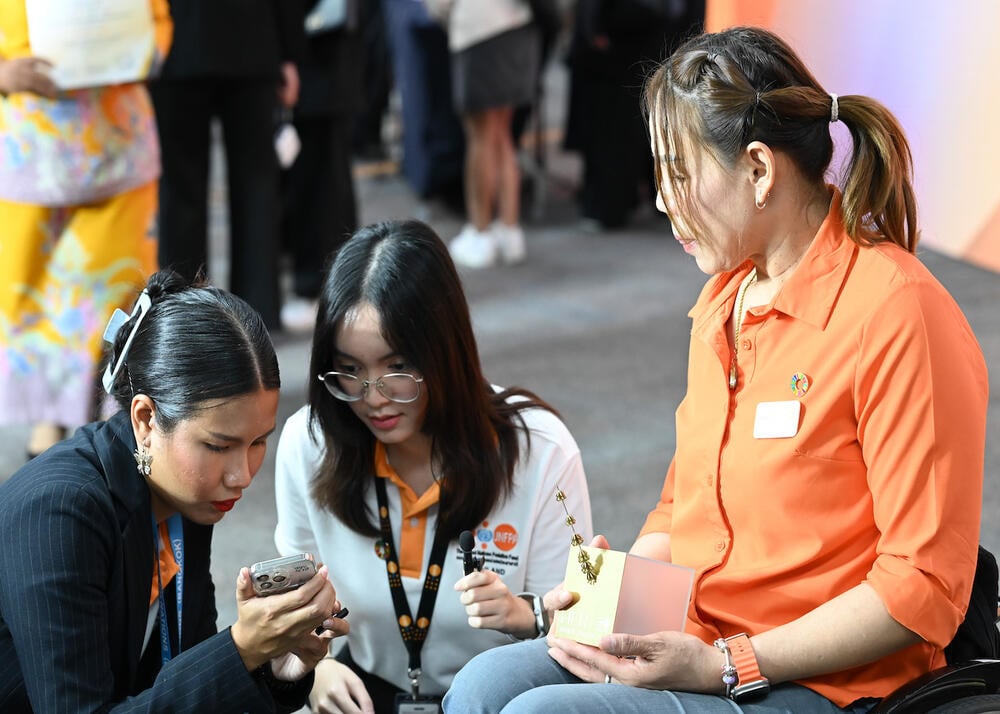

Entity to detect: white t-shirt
[274,399,593,695]
[425,0,534,52]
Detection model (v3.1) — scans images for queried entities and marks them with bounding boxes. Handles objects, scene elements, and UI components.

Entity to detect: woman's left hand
[0,56,57,98]
[269,616,350,682]
[455,570,536,639]
[276,61,299,108]
[546,630,724,693]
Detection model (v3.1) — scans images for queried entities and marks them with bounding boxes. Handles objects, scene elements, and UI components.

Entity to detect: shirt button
[741,339,752,351]
[715,541,726,552]
[409,517,419,528]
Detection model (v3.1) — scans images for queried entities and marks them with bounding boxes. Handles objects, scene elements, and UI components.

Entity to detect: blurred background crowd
[0,0,708,460]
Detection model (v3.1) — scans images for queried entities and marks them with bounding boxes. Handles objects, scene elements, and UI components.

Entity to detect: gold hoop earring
[134,444,153,477]
[755,193,768,210]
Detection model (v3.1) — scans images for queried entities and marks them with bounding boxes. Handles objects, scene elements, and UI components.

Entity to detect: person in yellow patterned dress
[0,0,172,458]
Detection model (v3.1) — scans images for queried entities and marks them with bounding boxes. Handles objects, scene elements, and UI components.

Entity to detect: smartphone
[249,553,317,596]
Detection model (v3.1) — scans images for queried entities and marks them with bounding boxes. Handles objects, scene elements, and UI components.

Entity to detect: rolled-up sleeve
[856,279,988,646]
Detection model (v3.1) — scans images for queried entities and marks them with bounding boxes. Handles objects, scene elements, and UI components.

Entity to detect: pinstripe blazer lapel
[94,413,158,691]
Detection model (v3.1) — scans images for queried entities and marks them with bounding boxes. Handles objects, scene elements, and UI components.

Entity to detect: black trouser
[281,114,357,300]
[151,76,282,328]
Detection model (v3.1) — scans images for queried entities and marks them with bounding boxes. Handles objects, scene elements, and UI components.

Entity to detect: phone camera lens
[260,581,272,590]
[255,573,269,582]
[273,574,286,583]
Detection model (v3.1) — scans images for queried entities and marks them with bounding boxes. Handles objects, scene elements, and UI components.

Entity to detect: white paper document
[26,0,155,90]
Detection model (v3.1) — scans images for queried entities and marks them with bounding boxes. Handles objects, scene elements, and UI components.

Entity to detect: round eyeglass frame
[316,371,425,404]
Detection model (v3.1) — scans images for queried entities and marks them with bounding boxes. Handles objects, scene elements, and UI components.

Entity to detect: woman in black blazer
[0,269,346,712]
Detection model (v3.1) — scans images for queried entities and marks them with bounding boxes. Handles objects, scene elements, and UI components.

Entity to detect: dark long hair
[105,269,280,431]
[643,26,917,252]
[308,220,556,539]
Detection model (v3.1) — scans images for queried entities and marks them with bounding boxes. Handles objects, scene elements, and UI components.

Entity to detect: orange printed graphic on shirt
[491,524,518,552]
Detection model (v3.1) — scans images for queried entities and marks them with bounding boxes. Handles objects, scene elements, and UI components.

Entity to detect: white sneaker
[492,221,526,264]
[449,224,497,269]
[280,298,319,332]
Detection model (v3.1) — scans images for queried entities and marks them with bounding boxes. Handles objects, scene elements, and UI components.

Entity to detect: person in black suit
[0,270,347,712]
[279,0,364,331]
[151,0,307,330]
[564,0,705,230]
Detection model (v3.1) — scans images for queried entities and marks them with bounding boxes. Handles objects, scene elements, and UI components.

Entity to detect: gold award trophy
[549,489,695,646]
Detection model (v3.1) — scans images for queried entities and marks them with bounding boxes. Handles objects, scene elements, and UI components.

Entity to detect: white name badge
[753,400,801,439]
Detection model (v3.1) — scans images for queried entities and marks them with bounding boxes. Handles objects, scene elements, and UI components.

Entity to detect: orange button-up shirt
[640,191,988,706]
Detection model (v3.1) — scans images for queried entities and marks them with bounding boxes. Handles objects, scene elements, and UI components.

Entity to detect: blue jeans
[443,639,877,714]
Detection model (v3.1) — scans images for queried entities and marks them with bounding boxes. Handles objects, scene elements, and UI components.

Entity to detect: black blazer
[159,0,307,79]
[0,412,307,712]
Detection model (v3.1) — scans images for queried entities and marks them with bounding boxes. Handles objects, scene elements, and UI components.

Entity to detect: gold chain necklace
[729,269,758,390]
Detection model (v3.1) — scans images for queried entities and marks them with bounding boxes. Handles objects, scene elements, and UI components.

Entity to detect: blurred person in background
[279,0,364,333]
[150,0,305,331]
[352,0,393,163]
[427,0,543,270]
[0,0,171,459]
[564,0,704,231]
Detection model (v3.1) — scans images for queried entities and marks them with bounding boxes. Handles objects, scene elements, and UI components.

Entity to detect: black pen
[315,606,349,634]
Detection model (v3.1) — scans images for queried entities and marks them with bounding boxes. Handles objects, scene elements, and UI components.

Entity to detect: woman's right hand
[0,56,57,98]
[308,657,376,714]
[230,563,342,671]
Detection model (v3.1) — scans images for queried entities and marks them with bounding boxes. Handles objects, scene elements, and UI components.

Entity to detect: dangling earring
[134,443,153,477]
[755,192,768,210]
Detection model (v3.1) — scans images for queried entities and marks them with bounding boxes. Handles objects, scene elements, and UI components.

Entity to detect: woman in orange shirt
[444,26,989,713]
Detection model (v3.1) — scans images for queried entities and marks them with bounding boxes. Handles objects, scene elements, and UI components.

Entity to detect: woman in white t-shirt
[274,219,593,713]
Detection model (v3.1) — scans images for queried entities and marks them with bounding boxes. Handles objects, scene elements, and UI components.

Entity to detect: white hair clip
[101,290,152,394]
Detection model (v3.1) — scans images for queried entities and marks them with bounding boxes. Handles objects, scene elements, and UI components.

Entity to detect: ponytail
[836,95,918,252]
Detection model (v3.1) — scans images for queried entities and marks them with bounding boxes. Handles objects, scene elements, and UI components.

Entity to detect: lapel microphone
[459,530,484,575]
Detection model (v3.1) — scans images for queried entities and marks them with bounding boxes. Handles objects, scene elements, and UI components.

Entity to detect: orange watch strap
[727,633,763,684]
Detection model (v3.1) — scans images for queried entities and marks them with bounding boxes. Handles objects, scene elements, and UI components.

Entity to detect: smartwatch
[725,633,770,702]
[517,592,550,638]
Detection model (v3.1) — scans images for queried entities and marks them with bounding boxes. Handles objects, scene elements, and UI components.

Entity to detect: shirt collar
[690,187,855,334]
[374,441,440,515]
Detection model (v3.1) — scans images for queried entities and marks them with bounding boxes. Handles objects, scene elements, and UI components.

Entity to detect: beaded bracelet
[714,638,738,698]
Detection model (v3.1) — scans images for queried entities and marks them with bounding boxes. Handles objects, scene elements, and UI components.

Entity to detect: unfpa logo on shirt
[467,523,523,576]
[475,523,518,552]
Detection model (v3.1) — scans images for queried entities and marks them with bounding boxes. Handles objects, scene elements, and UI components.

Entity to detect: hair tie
[101,290,152,394]
[830,94,839,123]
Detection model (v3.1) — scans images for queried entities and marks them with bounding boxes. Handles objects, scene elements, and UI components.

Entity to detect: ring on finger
[604,673,612,684]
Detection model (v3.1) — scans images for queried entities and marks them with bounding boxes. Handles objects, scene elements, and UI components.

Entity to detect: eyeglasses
[316,371,425,404]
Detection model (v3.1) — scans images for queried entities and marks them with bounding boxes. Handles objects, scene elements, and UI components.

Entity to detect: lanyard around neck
[151,512,185,665]
[373,476,450,696]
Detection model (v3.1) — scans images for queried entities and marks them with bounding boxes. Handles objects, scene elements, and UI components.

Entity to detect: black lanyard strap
[374,477,451,695]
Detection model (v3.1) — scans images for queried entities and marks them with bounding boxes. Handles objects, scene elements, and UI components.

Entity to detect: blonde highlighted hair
[643,26,917,252]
